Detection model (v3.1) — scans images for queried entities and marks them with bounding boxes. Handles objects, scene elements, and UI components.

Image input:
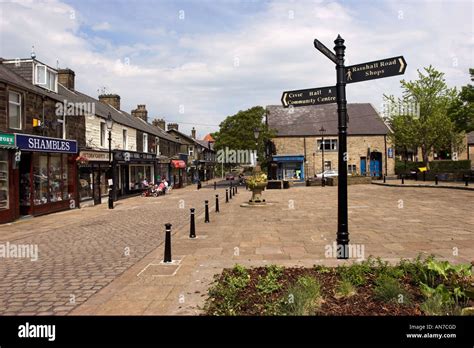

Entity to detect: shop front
[77,150,110,205]
[0,134,19,224]
[273,155,305,181]
[170,159,186,188]
[156,156,170,183]
[113,150,156,198]
[16,134,78,216]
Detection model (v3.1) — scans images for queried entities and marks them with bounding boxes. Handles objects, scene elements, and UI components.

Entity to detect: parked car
[315,170,338,178]
[225,173,235,180]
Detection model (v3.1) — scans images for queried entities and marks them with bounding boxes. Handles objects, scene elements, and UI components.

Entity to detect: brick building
[266,103,395,181]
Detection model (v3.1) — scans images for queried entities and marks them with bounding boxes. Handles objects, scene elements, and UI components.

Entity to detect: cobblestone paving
[0,182,224,315]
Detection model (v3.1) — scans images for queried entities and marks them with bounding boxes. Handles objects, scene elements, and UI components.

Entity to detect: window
[123,129,128,150]
[317,139,338,151]
[8,91,22,129]
[155,137,160,155]
[348,164,357,174]
[35,64,57,92]
[0,151,9,210]
[324,161,332,171]
[143,134,148,153]
[100,123,106,147]
[188,146,194,157]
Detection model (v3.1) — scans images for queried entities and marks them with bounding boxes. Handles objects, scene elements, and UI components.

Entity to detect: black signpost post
[282,35,406,259]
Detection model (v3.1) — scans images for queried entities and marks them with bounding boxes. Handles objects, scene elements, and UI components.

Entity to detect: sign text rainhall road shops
[345,56,407,84]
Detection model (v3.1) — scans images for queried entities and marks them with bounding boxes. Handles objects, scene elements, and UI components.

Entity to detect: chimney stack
[58,68,75,90]
[152,118,166,130]
[98,94,121,110]
[167,123,179,131]
[191,127,196,139]
[131,104,148,122]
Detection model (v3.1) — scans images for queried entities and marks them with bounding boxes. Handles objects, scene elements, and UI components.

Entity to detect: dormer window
[35,64,57,92]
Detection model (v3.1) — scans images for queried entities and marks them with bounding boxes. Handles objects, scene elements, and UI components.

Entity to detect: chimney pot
[58,68,75,90]
[99,94,121,110]
[132,104,148,123]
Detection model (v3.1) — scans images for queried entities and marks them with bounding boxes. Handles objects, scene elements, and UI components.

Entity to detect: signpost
[281,35,406,259]
[281,86,336,107]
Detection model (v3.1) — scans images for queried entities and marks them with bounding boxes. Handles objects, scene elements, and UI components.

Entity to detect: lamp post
[319,126,326,185]
[106,112,114,209]
[254,127,260,171]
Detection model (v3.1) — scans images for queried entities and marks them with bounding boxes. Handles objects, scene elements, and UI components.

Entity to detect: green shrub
[256,265,283,294]
[374,275,411,305]
[395,160,424,174]
[335,279,356,299]
[429,160,471,173]
[283,275,321,315]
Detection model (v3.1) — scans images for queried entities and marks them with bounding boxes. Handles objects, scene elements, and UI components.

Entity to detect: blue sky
[1,0,473,137]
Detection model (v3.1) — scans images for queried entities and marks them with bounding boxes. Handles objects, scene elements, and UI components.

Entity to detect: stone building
[266,103,395,181]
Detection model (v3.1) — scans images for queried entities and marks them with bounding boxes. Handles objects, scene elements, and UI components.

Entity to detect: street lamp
[106,112,114,209]
[319,126,326,186]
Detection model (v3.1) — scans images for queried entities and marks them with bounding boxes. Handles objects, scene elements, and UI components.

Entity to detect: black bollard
[235,185,238,194]
[383,175,386,183]
[164,223,172,263]
[322,177,326,187]
[435,175,438,185]
[189,208,196,238]
[205,200,210,223]
[108,187,114,209]
[465,175,469,187]
[226,189,229,203]
[197,181,202,190]
[215,194,219,212]
[229,185,233,199]
[214,181,217,190]
[401,175,405,185]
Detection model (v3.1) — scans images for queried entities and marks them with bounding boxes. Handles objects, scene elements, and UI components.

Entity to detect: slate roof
[57,84,181,143]
[0,64,63,102]
[167,129,213,150]
[266,103,389,137]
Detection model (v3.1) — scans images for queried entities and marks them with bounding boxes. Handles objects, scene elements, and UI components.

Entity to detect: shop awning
[171,160,186,169]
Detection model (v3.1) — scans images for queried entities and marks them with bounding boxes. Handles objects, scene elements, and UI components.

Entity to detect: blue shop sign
[15,134,77,154]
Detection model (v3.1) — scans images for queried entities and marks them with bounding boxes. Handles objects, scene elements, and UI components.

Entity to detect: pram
[141,184,163,197]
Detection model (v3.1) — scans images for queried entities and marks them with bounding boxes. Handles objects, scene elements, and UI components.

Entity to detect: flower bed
[204,256,473,316]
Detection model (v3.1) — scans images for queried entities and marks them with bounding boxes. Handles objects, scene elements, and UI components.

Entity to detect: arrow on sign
[281,86,336,108]
[345,56,407,84]
[314,39,337,64]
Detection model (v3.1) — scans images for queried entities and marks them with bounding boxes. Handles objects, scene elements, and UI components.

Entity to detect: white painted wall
[84,115,136,151]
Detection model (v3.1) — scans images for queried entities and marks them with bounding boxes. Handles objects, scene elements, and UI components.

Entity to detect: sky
[0,0,473,138]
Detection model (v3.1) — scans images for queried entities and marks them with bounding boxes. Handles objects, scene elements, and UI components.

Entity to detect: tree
[448,68,474,133]
[384,65,462,166]
[212,106,275,170]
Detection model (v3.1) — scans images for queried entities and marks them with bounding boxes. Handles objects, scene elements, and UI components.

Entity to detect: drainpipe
[384,135,388,176]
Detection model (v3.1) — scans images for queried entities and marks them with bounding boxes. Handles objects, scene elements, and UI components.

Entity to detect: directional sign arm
[314,39,337,64]
[345,56,407,84]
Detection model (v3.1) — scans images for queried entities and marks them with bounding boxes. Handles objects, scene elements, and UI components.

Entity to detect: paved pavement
[0,180,223,315]
[373,179,474,190]
[66,184,473,315]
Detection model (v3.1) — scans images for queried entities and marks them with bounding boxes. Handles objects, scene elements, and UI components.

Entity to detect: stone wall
[272,134,395,177]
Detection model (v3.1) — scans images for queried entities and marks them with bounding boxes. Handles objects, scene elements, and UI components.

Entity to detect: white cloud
[91,21,111,31]
[0,0,472,137]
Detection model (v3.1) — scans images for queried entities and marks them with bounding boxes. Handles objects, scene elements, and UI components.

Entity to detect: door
[360,157,367,176]
[93,170,101,205]
[369,152,382,177]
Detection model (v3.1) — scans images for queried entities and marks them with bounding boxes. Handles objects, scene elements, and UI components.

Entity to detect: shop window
[0,151,9,210]
[79,169,93,201]
[8,91,22,129]
[49,154,62,202]
[33,154,49,205]
[129,165,153,189]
